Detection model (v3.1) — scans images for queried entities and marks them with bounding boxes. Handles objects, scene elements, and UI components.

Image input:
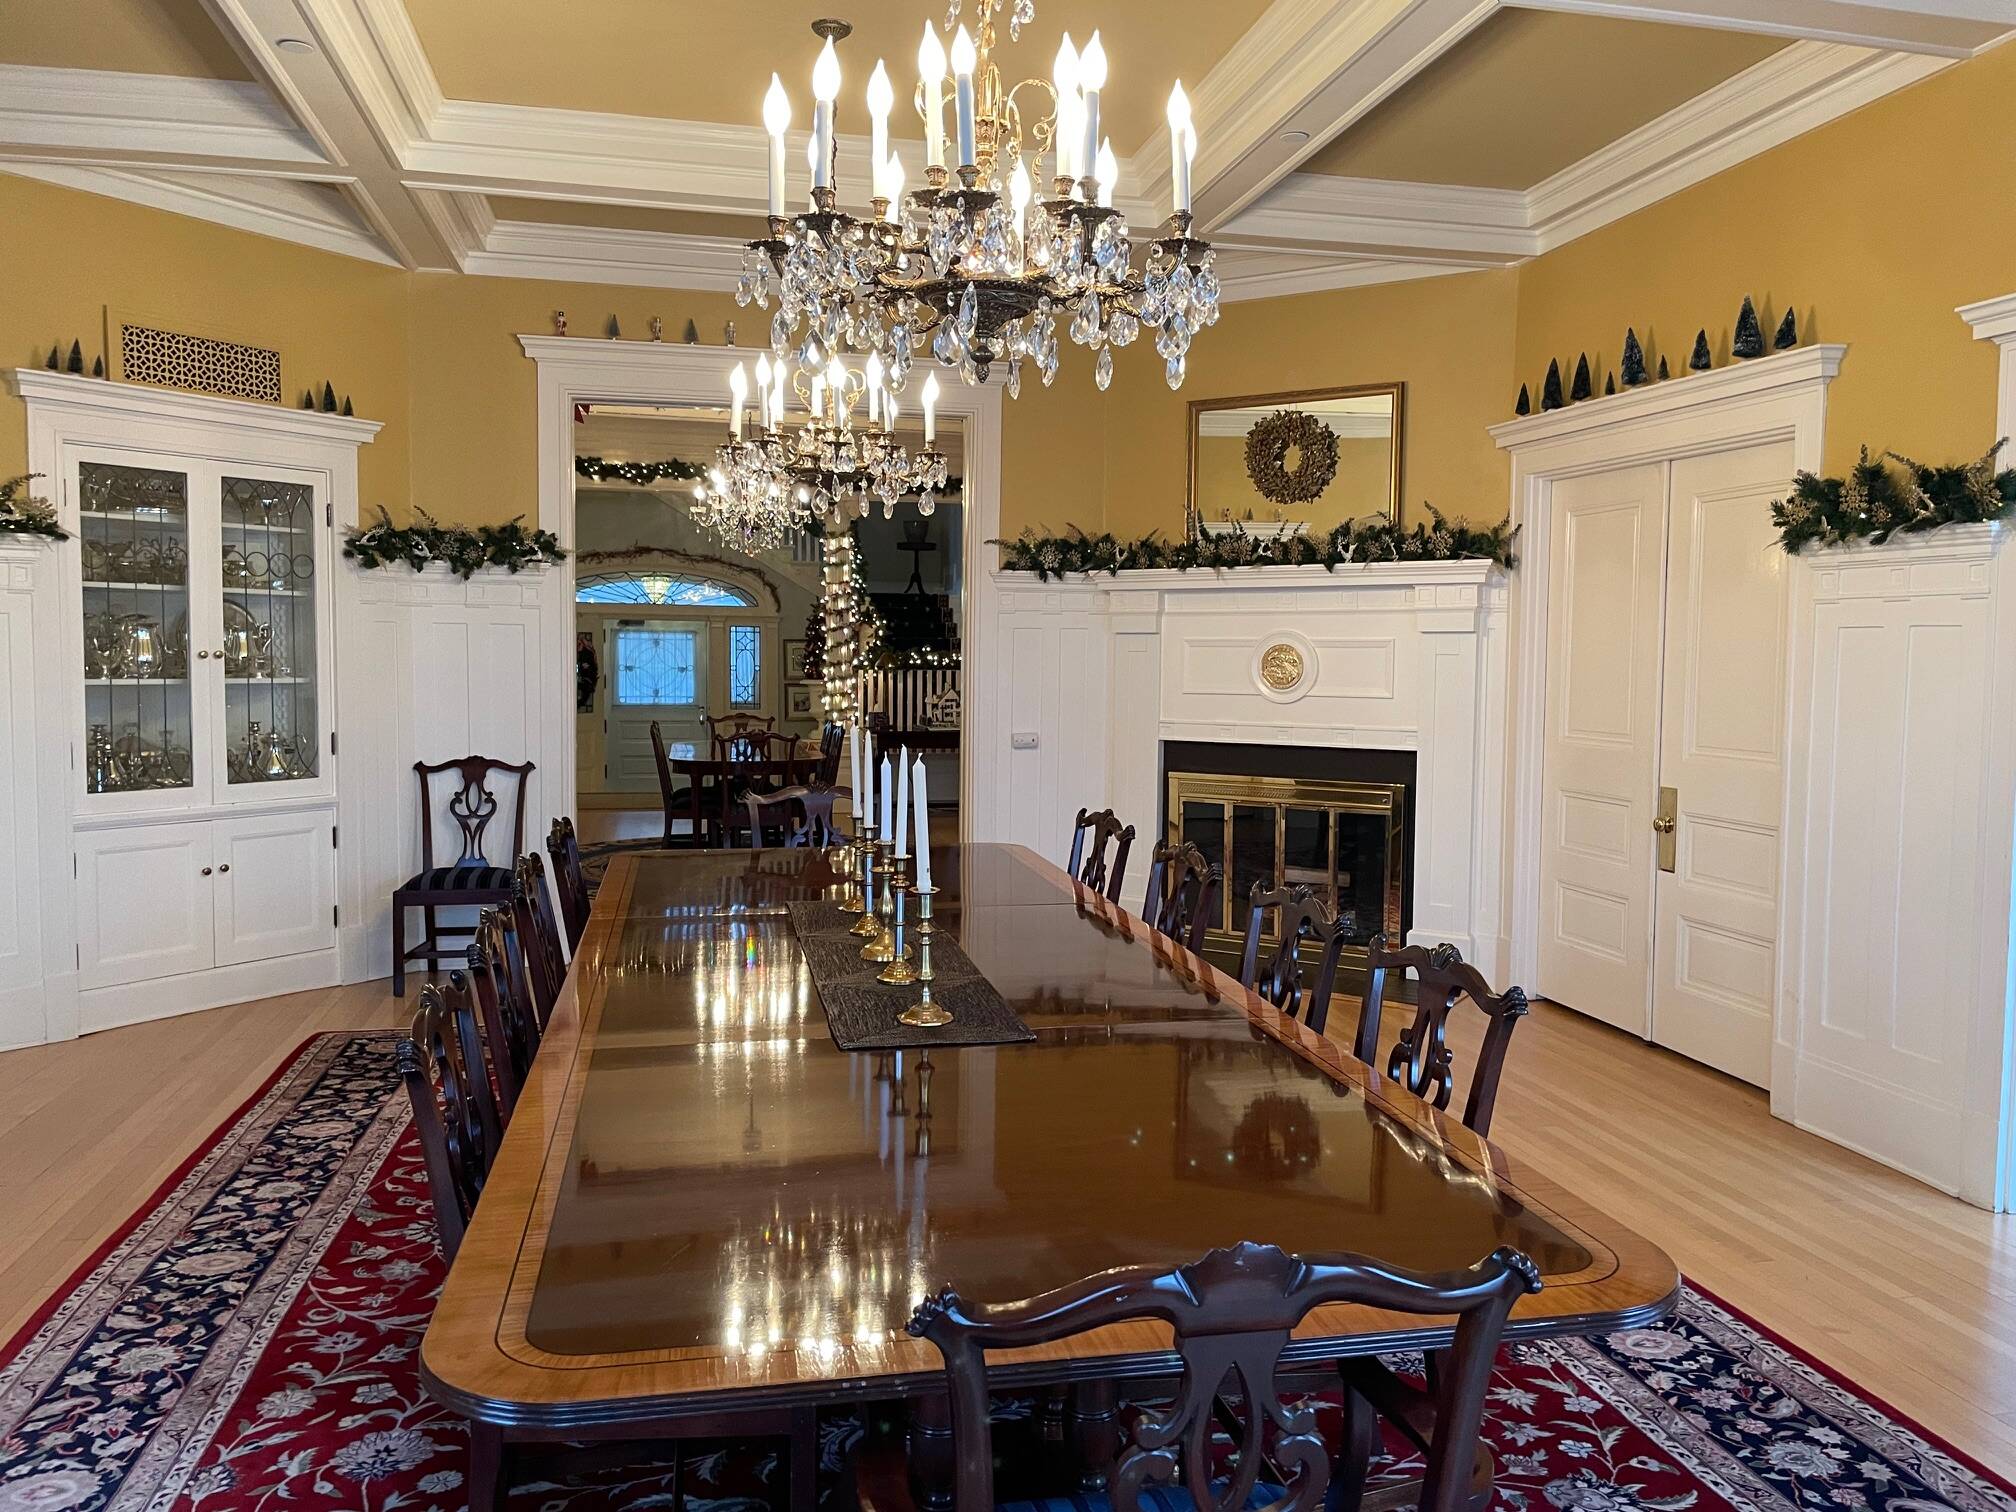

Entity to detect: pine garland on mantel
[1772,441,2016,553]
[0,475,66,542]
[342,507,566,579]
[995,506,1518,580]
[575,455,708,486]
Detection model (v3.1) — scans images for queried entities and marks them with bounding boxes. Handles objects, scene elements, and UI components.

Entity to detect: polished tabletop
[421,844,1678,1429]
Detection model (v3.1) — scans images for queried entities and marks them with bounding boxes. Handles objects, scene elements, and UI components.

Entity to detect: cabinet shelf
[84,676,189,687]
[222,585,309,597]
[226,675,311,685]
[83,580,189,592]
[78,508,188,525]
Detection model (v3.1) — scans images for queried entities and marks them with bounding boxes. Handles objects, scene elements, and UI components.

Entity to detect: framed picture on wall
[784,638,810,683]
[786,684,817,720]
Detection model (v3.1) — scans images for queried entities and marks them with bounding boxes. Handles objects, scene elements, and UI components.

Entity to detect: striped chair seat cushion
[397,864,515,894]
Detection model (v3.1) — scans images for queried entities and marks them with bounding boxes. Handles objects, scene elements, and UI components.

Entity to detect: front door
[604,620,707,792]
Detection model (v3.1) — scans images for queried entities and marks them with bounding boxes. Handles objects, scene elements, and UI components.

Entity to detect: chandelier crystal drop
[695,354,950,552]
[735,0,1214,398]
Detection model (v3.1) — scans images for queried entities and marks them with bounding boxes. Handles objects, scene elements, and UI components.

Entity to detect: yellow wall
[9,38,2016,537]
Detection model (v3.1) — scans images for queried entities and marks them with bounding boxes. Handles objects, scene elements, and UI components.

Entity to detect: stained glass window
[614,627,698,706]
[729,624,761,707]
[577,572,754,607]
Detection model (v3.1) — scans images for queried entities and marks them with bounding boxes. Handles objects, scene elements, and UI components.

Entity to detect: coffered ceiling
[0,0,2008,298]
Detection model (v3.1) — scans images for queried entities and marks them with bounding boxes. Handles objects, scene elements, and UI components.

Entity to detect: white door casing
[1537,463,1665,1034]
[1651,444,1791,1087]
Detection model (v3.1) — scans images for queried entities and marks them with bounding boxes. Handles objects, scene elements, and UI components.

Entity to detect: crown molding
[1502,0,2008,57]
[1220,173,1535,258]
[1489,342,1846,450]
[0,64,328,173]
[0,161,398,265]
[7,367,385,443]
[1958,292,2016,344]
[466,218,750,291]
[1212,249,1479,300]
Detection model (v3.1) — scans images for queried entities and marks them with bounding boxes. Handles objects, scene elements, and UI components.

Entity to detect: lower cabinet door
[76,823,217,990]
[213,810,337,966]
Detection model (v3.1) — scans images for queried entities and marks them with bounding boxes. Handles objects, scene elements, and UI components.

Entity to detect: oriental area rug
[1,1032,2010,1512]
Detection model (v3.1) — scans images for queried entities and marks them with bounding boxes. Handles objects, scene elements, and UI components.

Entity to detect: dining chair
[397,974,502,1263]
[512,854,568,1025]
[465,905,543,1122]
[1359,937,1531,1139]
[1139,840,1221,955]
[391,755,535,996]
[545,817,590,952]
[649,721,700,849]
[816,721,846,784]
[707,711,778,762]
[1067,807,1135,903]
[1239,882,1353,1037]
[893,1241,1540,1512]
[743,785,842,849]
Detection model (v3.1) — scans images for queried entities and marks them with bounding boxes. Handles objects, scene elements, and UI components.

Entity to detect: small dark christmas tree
[1658,355,1671,381]
[44,345,60,371]
[341,395,355,417]
[1773,307,1798,350]
[300,391,316,410]
[1541,359,1564,411]
[1620,328,1647,387]
[320,381,338,413]
[1689,330,1712,372]
[66,341,84,375]
[1515,384,1531,417]
[683,319,700,343]
[801,600,827,681]
[1570,353,1593,403]
[91,355,104,378]
[1604,371,1616,396]
[1731,296,1765,359]
[606,315,622,339]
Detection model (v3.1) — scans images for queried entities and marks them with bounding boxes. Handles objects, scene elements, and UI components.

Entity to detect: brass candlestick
[849,825,881,935]
[877,854,919,983]
[898,885,951,1027]
[860,840,905,962]
[838,818,874,916]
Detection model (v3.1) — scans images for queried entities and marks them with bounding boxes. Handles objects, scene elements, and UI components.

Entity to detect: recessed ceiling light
[1278,129,1311,144]
[275,36,317,54]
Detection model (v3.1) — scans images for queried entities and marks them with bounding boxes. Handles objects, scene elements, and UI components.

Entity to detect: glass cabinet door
[218,474,321,787]
[77,460,196,797]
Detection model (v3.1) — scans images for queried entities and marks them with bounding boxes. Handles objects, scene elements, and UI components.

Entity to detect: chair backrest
[396,974,502,1262]
[708,712,777,762]
[466,905,543,1119]
[1141,840,1222,955]
[743,785,841,849]
[414,755,535,871]
[648,719,680,805]
[1067,807,1135,903]
[911,1241,1541,1512]
[1239,882,1351,1034]
[512,855,568,1023]
[1361,937,1530,1137]
[817,722,846,784]
[546,816,590,950]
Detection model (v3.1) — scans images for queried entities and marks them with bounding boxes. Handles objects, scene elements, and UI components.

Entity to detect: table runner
[784,898,1036,1049]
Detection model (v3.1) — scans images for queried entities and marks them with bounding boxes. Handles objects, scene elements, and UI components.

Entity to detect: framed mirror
[1186,383,1404,540]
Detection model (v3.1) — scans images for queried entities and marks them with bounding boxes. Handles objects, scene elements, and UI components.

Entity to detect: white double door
[1538,440,1791,1087]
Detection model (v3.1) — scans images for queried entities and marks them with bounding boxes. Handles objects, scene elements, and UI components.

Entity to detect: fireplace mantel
[968,557,1510,979]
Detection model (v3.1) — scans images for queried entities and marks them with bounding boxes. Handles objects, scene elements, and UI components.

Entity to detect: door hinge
[333,904,340,927]
[326,500,334,527]
[75,943,81,969]
[331,824,339,849]
[72,854,77,877]
[330,730,338,756]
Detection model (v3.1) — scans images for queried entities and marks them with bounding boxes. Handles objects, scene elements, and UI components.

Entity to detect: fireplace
[1161,740,1415,975]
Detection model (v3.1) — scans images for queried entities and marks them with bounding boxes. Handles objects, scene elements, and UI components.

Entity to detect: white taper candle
[912,756,931,889]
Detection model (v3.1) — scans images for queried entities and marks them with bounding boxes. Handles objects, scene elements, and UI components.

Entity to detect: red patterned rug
[2,1031,2010,1512]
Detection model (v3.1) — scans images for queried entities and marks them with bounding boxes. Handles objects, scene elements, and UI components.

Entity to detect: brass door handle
[1652,816,1675,834]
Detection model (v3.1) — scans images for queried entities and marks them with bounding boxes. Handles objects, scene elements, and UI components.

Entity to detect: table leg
[1067,1379,1122,1492]
[789,1406,819,1512]
[907,1391,955,1512]
[467,1421,509,1512]
[1328,1381,1379,1512]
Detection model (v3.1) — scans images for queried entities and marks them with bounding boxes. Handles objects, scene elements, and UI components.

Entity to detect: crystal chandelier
[694,351,951,553]
[735,1,1216,397]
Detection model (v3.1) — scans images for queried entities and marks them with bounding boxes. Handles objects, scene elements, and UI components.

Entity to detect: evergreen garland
[1772,441,2016,553]
[343,507,566,578]
[575,455,708,486]
[0,474,66,541]
[994,506,1518,580]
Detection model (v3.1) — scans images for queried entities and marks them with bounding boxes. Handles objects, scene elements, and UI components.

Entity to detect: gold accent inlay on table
[1260,642,1305,691]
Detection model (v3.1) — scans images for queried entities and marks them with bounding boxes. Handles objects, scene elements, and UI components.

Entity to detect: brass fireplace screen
[1167,771,1406,970]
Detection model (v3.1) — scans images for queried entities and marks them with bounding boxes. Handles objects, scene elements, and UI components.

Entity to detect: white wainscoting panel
[0,541,68,1049]
[1780,524,2014,1204]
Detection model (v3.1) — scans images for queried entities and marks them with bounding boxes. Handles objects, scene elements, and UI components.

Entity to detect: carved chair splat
[1361,936,1530,1139]
[1238,882,1352,1036]
[466,906,543,1121]
[1140,840,1222,955]
[546,817,591,952]
[1068,807,1136,904]
[512,854,569,1026]
[397,975,502,1262]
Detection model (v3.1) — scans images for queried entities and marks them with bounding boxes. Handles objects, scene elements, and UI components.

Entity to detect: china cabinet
[7,370,377,1039]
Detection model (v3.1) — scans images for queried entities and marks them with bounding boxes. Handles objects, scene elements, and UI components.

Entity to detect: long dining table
[421,843,1679,1510]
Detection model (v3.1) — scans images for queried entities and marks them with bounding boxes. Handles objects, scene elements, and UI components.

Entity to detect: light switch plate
[1011,732,1039,750]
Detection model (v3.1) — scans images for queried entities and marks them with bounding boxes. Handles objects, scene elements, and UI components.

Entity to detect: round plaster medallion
[1251,633,1317,702]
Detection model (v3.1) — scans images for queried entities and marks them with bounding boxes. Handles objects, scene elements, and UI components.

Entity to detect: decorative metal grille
[576,572,755,607]
[615,627,698,706]
[728,625,761,707]
[118,321,283,403]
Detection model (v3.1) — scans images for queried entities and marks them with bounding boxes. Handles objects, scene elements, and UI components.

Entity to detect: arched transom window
[575,571,756,607]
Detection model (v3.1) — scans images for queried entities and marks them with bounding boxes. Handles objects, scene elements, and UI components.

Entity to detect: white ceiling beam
[1216,173,1536,260]
[0,65,334,176]
[1502,0,2012,55]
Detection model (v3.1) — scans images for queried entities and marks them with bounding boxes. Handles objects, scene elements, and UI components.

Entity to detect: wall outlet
[1010,732,1040,750]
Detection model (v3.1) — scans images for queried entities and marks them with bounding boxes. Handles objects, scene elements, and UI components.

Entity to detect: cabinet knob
[200,866,213,876]
[196,650,209,660]
[218,864,230,873]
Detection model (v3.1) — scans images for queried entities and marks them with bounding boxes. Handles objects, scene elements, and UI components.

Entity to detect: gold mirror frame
[1185,382,1405,540]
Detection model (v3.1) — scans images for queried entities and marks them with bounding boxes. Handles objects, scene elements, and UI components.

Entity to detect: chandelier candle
[1167,82,1193,213]
[866,60,893,201]
[951,27,978,169]
[1077,32,1105,197]
[919,23,946,170]
[729,363,747,439]
[1096,139,1117,209]
[1052,35,1079,183]
[764,75,790,216]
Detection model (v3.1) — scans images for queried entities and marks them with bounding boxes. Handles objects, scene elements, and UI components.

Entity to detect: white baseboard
[78,951,339,1035]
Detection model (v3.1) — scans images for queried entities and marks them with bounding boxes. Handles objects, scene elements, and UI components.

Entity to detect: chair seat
[1000,1480,1288,1512]
[396,863,515,895]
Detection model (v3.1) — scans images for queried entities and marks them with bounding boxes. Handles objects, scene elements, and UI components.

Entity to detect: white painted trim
[1503,0,2008,56]
[0,163,399,266]
[1213,251,1481,301]
[0,64,327,171]
[1958,291,2016,345]
[1493,343,1843,1124]
[463,219,750,292]
[1197,409,1394,438]
[8,368,384,444]
[1222,174,1536,259]
[515,336,1003,836]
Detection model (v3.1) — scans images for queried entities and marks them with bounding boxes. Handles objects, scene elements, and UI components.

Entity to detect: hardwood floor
[2,961,2011,1479]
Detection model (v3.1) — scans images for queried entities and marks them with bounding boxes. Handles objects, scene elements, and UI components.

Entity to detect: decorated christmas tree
[1570,353,1593,402]
[1731,296,1765,359]
[320,381,338,413]
[1541,359,1564,411]
[801,599,827,681]
[1620,328,1648,386]
[1515,384,1531,417]
[1689,330,1713,371]
[1774,308,1798,350]
[66,341,84,375]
